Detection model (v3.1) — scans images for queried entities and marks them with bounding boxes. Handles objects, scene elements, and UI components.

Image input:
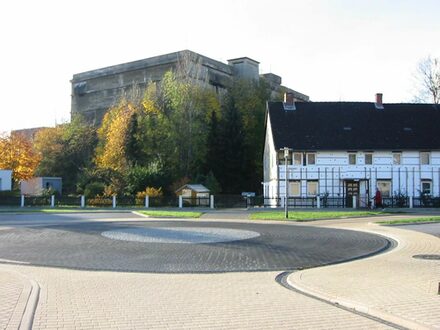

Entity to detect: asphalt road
[0,213,391,273]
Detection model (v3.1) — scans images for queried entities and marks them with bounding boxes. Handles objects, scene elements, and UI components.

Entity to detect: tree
[225,78,271,193]
[95,99,136,172]
[215,94,247,193]
[0,133,41,187]
[414,56,440,104]
[161,53,220,178]
[33,116,97,193]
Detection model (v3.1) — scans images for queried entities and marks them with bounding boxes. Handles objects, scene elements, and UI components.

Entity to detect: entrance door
[346,181,360,207]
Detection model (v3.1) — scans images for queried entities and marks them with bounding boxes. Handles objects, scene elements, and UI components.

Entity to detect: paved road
[0,213,390,273]
[395,222,440,238]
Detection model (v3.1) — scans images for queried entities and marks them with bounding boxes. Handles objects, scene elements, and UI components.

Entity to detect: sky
[1,0,439,133]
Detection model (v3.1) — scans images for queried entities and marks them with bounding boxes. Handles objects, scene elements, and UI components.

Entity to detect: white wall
[265,150,440,198]
[0,170,12,191]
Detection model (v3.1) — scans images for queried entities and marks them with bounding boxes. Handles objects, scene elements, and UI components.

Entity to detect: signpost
[282,147,291,219]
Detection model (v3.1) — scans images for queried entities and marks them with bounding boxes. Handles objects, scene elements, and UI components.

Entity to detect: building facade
[263,94,440,207]
[71,50,309,125]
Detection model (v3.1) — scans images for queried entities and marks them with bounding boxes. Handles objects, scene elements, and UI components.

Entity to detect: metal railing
[1,194,439,209]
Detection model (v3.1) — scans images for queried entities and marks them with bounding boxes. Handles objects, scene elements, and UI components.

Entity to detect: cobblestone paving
[5,266,391,330]
[289,216,440,329]
[0,220,389,273]
[2,212,437,329]
[0,269,30,330]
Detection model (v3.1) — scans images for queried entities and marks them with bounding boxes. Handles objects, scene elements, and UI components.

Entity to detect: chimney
[375,93,384,110]
[283,92,296,110]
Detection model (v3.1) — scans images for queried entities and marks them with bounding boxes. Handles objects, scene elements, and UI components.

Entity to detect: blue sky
[1,0,439,132]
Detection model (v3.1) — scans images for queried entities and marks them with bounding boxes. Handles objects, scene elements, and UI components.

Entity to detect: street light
[282,147,291,219]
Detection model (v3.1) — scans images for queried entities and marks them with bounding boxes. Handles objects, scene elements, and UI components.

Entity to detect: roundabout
[0,213,391,273]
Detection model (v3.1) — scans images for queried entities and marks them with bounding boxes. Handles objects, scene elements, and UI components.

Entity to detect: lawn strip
[378,216,440,225]
[250,211,387,221]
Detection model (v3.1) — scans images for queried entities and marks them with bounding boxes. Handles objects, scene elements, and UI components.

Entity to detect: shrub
[136,187,163,199]
[84,182,105,198]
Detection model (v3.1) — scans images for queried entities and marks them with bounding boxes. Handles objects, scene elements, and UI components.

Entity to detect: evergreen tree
[217,94,247,194]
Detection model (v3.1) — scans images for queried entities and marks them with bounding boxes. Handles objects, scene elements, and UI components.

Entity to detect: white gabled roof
[176,184,210,193]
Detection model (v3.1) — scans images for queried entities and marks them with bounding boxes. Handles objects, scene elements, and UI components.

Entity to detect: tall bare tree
[414,56,440,104]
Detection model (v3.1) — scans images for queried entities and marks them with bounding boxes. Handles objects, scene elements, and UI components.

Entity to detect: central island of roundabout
[0,213,392,273]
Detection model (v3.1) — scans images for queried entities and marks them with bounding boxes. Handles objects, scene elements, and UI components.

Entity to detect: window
[293,153,302,165]
[365,153,373,165]
[348,153,357,165]
[307,181,318,196]
[289,181,301,196]
[420,152,430,165]
[307,153,316,165]
[393,153,401,165]
[421,180,432,195]
[377,180,391,198]
[278,151,292,165]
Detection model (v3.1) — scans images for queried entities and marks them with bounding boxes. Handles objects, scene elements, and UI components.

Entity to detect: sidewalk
[288,218,440,329]
[0,269,34,330]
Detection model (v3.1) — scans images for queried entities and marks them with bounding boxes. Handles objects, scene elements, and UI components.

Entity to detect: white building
[263,93,440,207]
[0,170,12,191]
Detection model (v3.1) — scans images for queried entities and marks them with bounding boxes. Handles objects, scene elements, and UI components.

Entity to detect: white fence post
[112,195,117,208]
[179,196,183,208]
[210,195,214,209]
[20,195,25,208]
[51,195,55,208]
[81,195,85,208]
[409,196,413,208]
[317,196,320,209]
[145,196,149,208]
[352,196,357,209]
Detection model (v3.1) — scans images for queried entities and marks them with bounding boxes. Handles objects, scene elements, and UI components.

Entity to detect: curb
[285,224,433,330]
[287,273,430,330]
[18,279,40,330]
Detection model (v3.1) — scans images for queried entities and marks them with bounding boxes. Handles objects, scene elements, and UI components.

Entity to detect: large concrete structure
[71,50,309,125]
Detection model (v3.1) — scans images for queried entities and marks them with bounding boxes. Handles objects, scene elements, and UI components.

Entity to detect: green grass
[378,216,440,225]
[137,210,203,218]
[250,210,387,221]
[0,208,80,213]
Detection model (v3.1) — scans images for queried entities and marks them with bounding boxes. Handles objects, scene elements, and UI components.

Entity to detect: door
[345,181,359,207]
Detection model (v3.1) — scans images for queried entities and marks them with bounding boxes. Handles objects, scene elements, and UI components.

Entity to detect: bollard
[51,195,55,208]
[409,196,413,208]
[20,195,25,208]
[352,196,357,209]
[112,195,117,208]
[210,195,214,209]
[145,196,149,208]
[317,196,321,209]
[81,195,85,208]
[179,196,183,208]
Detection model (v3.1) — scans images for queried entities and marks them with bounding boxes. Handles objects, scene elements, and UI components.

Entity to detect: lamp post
[282,147,291,219]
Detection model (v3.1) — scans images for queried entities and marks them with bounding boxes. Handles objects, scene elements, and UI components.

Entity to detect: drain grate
[413,254,440,260]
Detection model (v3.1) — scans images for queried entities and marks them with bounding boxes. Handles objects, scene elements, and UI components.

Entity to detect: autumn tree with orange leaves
[0,133,41,187]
